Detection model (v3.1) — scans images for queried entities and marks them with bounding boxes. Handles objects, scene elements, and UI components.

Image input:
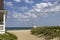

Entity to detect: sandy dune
[7,30,45,40]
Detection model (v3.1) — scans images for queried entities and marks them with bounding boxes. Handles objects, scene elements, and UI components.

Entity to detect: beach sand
[7,30,45,40]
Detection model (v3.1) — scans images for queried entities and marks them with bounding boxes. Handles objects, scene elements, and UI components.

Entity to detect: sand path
[8,30,44,40]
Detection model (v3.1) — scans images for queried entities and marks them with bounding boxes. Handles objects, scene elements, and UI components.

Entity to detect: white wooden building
[0,10,7,34]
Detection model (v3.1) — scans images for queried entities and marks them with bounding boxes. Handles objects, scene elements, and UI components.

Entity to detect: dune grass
[0,31,17,40]
[31,26,60,40]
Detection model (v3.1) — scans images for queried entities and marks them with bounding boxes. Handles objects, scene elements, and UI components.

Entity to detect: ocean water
[6,27,33,30]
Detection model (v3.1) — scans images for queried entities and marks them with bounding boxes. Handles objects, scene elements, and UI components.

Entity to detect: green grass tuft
[0,31,17,40]
[31,26,60,40]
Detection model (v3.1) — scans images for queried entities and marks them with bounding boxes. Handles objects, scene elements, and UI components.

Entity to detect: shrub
[31,26,60,40]
[0,32,17,40]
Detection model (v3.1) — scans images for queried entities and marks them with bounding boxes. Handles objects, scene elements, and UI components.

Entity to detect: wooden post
[3,12,5,33]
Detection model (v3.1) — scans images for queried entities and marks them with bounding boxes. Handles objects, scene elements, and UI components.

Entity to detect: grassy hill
[0,32,17,40]
[31,26,60,40]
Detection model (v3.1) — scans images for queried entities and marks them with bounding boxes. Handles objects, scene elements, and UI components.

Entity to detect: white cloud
[40,13,48,18]
[25,0,34,4]
[44,5,60,12]
[36,2,51,8]
[31,14,37,18]
[29,2,60,12]
[27,2,52,12]
[33,2,52,12]
[19,7,28,11]
[8,1,60,22]
[13,12,37,19]
[14,0,21,2]
[26,13,37,18]
[25,2,60,18]
[12,11,37,21]
[12,12,29,18]
[12,12,29,21]
[5,2,13,7]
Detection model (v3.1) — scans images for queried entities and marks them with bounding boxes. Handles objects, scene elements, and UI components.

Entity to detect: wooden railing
[0,25,3,30]
[0,22,3,25]
[0,25,5,34]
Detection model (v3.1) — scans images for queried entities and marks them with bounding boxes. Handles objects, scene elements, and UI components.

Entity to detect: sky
[4,0,60,27]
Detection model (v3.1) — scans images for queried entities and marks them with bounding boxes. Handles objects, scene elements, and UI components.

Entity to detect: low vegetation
[31,26,60,40]
[0,31,17,40]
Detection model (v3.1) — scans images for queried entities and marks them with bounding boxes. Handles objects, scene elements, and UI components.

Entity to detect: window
[0,11,3,25]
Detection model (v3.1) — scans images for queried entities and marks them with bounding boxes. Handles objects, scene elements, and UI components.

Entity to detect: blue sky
[4,0,60,27]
